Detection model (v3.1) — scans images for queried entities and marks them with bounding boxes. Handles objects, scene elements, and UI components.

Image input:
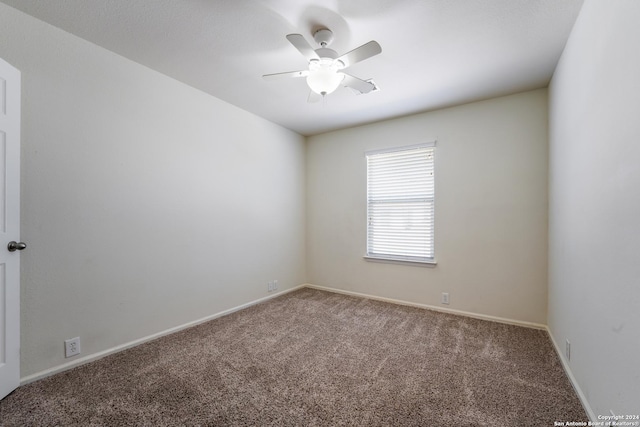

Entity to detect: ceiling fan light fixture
[263,29,381,101]
[306,59,344,95]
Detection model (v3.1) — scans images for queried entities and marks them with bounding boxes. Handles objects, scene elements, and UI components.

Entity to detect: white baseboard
[20,284,306,385]
[304,283,547,330]
[546,328,596,421]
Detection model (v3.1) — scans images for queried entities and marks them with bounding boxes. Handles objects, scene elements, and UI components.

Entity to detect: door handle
[7,241,27,252]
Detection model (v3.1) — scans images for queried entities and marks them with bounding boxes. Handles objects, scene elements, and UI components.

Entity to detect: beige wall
[0,4,307,378]
[307,89,549,325]
[548,0,640,417]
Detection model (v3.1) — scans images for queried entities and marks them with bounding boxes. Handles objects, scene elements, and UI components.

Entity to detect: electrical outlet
[267,281,272,292]
[441,292,450,305]
[565,339,571,361]
[273,280,278,291]
[65,337,81,358]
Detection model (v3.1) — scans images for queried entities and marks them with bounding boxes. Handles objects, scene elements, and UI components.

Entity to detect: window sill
[363,256,437,268]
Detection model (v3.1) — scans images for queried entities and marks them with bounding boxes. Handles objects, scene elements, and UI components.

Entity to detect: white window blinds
[366,144,435,263]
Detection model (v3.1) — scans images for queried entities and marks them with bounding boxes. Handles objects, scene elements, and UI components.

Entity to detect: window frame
[364,142,437,266]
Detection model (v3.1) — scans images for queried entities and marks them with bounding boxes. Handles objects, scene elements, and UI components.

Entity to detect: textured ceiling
[1,0,584,136]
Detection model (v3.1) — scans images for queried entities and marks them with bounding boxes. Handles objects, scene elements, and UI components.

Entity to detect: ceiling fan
[263,28,382,102]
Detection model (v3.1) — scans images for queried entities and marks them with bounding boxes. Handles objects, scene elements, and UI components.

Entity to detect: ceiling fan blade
[341,73,377,94]
[336,41,382,68]
[262,70,309,80]
[286,34,320,62]
[307,91,323,103]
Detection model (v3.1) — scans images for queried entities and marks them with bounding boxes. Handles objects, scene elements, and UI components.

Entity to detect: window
[366,143,436,264]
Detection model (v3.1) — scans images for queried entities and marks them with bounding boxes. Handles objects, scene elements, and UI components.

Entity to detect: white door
[0,57,21,400]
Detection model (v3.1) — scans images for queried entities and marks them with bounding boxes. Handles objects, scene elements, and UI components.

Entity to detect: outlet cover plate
[65,337,81,358]
[441,292,450,305]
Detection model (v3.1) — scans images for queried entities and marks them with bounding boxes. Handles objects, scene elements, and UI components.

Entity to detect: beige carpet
[0,288,586,426]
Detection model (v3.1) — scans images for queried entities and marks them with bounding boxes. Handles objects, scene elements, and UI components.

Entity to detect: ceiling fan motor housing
[312,30,343,67]
[314,47,340,61]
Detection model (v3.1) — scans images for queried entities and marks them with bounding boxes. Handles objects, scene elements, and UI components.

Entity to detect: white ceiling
[1,0,584,136]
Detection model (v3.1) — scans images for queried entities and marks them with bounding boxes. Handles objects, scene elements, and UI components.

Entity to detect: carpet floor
[0,288,586,426]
